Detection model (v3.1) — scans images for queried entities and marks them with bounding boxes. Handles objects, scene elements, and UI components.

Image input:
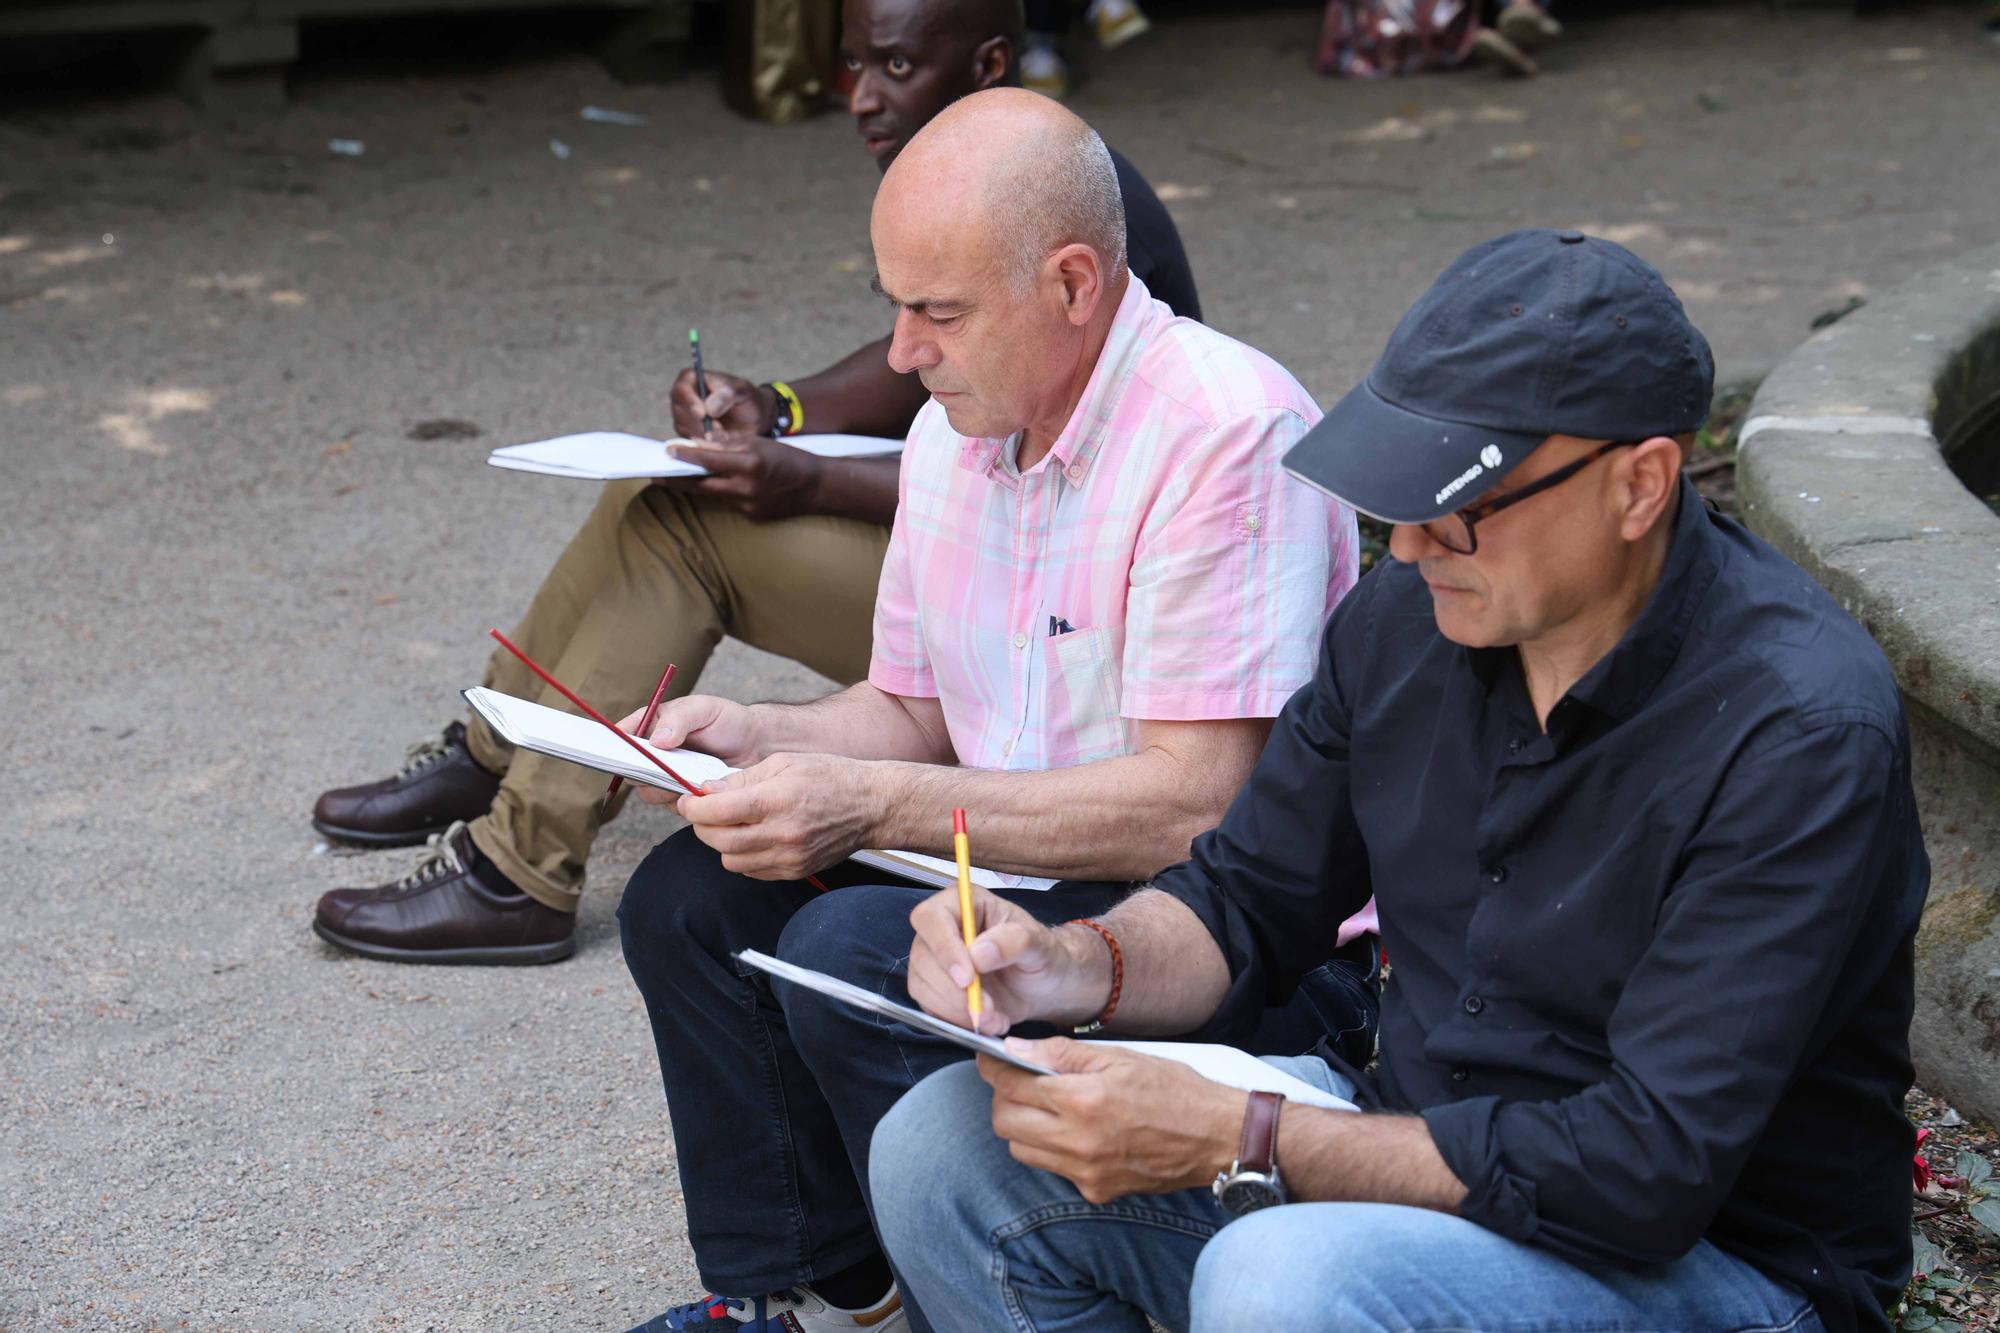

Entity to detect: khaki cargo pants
[463,480,890,912]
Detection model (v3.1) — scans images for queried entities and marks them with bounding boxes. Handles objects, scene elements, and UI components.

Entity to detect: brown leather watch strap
[1239,1090,1283,1176]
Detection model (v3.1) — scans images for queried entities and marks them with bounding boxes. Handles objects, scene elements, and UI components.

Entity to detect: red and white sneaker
[626,1285,907,1333]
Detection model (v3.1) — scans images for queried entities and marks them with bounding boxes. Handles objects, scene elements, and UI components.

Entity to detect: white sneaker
[626,1284,908,1332]
[1089,0,1152,48]
[1497,2,1563,53]
[1020,37,1070,98]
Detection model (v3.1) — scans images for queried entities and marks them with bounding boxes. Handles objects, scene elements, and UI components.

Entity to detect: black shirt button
[1464,995,1485,1015]
[1507,738,1523,754]
[1451,1067,1469,1082]
[1484,866,1508,884]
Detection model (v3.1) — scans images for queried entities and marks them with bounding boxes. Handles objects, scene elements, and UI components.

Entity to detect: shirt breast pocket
[1042,625,1128,766]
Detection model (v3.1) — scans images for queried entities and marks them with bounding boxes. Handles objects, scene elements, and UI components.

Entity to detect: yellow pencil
[952,807,982,1024]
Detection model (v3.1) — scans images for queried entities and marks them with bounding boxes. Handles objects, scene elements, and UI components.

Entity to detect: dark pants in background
[618,828,1380,1300]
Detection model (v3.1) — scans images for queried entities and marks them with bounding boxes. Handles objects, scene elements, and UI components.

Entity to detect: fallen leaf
[323,440,352,456]
[406,418,482,441]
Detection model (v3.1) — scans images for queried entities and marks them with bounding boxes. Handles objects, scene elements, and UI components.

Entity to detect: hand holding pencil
[905,872,1099,1038]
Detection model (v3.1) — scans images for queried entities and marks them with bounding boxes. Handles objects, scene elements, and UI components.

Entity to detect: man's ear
[1049,243,1104,325]
[972,36,1011,89]
[1620,435,1683,541]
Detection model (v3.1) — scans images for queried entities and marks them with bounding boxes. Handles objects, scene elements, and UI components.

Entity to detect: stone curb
[1739,245,2000,1118]
[1738,244,2000,759]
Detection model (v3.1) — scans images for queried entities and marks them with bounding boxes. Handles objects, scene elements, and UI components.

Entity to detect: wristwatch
[1212,1090,1285,1217]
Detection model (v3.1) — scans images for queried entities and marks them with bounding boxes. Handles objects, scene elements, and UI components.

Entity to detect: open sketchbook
[487,431,903,481]
[462,687,1058,893]
[737,949,1360,1112]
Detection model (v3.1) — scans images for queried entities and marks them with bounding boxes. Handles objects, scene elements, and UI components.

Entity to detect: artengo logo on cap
[1435,443,1510,507]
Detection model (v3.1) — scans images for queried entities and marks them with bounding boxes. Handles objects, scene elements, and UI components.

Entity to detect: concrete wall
[1737,243,2000,1118]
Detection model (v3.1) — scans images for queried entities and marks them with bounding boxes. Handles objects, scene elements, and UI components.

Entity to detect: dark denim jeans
[617,828,1379,1301]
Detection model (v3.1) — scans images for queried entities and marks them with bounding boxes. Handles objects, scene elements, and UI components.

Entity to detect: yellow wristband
[769,380,805,437]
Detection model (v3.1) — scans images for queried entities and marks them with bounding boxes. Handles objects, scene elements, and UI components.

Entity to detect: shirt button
[1013,631,1028,649]
[1464,995,1485,1015]
[1484,865,1508,884]
[1245,513,1261,532]
[1067,463,1083,480]
[1506,738,1523,754]
[1002,740,1014,757]
[1451,1067,1468,1083]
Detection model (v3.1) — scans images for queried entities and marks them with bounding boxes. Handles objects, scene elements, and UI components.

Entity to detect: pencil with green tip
[953,808,982,1026]
[689,327,711,435]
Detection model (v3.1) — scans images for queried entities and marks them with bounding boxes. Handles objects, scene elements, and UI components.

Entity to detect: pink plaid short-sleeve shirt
[869,277,1359,772]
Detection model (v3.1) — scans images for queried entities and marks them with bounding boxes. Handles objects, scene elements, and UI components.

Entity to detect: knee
[773,886,917,1034]
[1191,1206,1439,1333]
[616,828,734,962]
[776,885,916,985]
[870,1064,994,1256]
[1190,1211,1351,1331]
[594,477,655,524]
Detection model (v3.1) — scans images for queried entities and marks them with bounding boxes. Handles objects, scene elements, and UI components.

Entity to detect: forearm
[808,455,899,527]
[1277,1109,1468,1212]
[748,683,953,766]
[790,336,930,439]
[869,741,1242,883]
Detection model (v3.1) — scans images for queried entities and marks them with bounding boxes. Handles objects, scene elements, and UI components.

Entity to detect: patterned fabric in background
[1317,0,1480,76]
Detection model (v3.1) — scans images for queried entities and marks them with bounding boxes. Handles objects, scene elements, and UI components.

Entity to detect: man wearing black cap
[873,228,1928,1332]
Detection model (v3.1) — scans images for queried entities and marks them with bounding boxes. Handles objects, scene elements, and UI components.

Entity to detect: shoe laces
[398,731,455,778]
[657,1290,798,1330]
[398,820,470,890]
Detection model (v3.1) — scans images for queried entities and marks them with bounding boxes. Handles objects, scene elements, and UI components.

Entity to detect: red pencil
[605,662,678,804]
[487,629,829,893]
[489,629,710,794]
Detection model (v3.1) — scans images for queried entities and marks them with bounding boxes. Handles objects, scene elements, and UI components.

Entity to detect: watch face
[1218,1175,1282,1217]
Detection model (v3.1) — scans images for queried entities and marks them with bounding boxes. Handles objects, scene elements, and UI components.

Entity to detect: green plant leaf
[1956,1151,1992,1188]
[1903,1310,1939,1330]
[1912,1226,1946,1278]
[1968,1197,2000,1239]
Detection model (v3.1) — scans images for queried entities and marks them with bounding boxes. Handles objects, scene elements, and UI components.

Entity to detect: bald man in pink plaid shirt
[614,90,1370,1332]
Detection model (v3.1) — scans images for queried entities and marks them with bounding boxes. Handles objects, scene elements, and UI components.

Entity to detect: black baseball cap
[1285,228,1714,525]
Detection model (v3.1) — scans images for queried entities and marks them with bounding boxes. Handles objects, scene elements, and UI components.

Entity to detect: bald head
[878,88,1127,296]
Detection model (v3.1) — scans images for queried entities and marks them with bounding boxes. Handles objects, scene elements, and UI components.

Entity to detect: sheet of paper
[462,688,1053,889]
[462,686,733,794]
[849,849,1057,894]
[1092,1042,1358,1112]
[736,951,1358,1111]
[487,431,904,481]
[737,949,1056,1075]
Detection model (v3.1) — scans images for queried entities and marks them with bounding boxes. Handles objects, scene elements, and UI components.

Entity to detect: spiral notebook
[487,431,903,481]
[462,687,1057,893]
[736,949,1359,1111]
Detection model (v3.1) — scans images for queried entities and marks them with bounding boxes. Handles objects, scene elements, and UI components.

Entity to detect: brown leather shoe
[313,822,576,965]
[313,721,501,848]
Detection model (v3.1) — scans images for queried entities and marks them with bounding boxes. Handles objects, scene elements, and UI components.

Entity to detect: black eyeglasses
[1422,440,1639,556]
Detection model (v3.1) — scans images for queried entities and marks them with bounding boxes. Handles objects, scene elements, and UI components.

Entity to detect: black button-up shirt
[1159,479,1928,1332]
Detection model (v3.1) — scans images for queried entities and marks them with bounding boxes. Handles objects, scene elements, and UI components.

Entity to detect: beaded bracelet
[1066,917,1123,1034]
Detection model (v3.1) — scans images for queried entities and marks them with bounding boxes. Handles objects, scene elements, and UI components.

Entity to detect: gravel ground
[4,5,1999,1328]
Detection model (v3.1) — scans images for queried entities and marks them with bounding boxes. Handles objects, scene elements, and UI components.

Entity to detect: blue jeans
[617,830,1379,1300]
[871,1056,1824,1333]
